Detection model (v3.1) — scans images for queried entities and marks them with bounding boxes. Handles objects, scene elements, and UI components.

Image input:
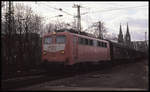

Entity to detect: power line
[34,3,148,32]
[82,5,148,29]
[36,3,90,32]
[36,3,74,16]
[36,3,88,17]
[86,5,148,14]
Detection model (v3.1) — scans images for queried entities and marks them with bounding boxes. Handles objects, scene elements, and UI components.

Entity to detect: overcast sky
[13,1,148,41]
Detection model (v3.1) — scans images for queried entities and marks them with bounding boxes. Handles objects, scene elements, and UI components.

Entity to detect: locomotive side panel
[109,41,144,61]
[77,45,109,62]
[110,42,127,60]
[73,35,110,64]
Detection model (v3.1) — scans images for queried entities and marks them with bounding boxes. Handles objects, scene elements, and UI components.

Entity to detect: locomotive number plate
[48,45,56,52]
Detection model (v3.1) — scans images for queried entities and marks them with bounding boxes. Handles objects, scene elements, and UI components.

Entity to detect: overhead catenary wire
[83,5,148,31]
[35,3,148,16]
[34,3,148,32]
[83,5,148,14]
[36,2,74,16]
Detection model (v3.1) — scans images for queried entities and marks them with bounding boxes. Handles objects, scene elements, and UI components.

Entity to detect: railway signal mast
[98,21,103,39]
[145,32,147,47]
[73,4,82,33]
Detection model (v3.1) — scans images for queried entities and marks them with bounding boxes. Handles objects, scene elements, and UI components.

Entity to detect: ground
[15,59,148,91]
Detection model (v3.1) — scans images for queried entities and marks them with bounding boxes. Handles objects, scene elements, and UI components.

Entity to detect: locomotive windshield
[43,35,66,52]
[44,37,52,44]
[56,35,66,43]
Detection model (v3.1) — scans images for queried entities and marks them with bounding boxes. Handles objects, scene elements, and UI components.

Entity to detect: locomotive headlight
[43,51,47,55]
[61,50,64,54]
[52,31,56,35]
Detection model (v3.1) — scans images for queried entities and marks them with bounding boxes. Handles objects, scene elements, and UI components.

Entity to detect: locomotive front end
[42,32,69,68]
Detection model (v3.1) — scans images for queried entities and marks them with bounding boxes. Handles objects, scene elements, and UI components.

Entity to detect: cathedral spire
[118,23,124,43]
[126,22,129,35]
[125,22,131,47]
[120,23,123,34]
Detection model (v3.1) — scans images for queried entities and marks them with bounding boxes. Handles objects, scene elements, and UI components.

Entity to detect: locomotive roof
[55,29,108,42]
[56,28,94,37]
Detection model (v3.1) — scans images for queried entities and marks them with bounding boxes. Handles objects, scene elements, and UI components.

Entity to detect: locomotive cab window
[98,41,102,47]
[73,37,77,44]
[104,43,107,48]
[93,40,97,46]
[78,37,84,45]
[89,39,93,46]
[85,39,88,45]
[97,41,107,48]
[56,35,66,43]
[44,37,52,44]
[102,42,104,47]
[102,42,107,48]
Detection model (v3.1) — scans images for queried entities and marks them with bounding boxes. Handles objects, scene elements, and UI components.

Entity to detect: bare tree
[44,21,72,34]
[85,21,107,39]
[1,1,5,8]
[14,3,43,34]
[44,22,55,33]
[15,4,43,70]
[55,21,71,30]
[91,21,107,39]
[2,2,44,74]
[105,33,118,41]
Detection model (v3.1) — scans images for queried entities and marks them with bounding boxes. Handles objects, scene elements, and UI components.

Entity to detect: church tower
[125,23,131,46]
[118,24,124,43]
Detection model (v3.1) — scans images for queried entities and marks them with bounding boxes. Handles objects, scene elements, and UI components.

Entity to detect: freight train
[41,29,144,70]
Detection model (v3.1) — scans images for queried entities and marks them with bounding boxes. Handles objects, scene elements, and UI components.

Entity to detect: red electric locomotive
[42,30,111,70]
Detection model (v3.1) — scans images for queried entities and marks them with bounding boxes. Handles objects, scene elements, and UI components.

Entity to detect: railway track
[1,64,108,90]
[2,58,145,90]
